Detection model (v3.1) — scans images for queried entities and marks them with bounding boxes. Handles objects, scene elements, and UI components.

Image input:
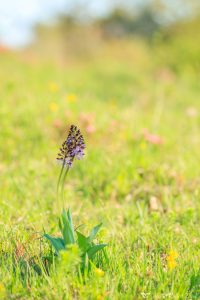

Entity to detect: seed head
[57,125,85,168]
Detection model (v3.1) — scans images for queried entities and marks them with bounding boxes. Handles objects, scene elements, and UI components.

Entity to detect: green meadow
[0,22,200,299]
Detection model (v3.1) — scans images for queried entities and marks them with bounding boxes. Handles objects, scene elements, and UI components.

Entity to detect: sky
[0,0,196,48]
[0,0,69,46]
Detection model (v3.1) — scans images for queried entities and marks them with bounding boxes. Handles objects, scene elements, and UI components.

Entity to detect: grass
[0,37,200,299]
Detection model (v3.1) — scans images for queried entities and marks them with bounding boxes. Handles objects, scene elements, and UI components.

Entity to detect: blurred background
[0,0,200,65]
[1,0,200,165]
[1,0,200,168]
[0,0,200,226]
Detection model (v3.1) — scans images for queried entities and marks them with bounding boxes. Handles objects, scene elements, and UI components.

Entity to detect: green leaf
[80,252,86,270]
[87,244,107,259]
[58,217,63,234]
[61,209,75,245]
[44,234,65,254]
[67,208,75,237]
[63,221,74,245]
[61,209,68,224]
[76,231,90,252]
[89,223,102,242]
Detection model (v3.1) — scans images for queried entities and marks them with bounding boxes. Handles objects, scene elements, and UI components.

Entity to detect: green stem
[61,165,69,209]
[56,161,65,202]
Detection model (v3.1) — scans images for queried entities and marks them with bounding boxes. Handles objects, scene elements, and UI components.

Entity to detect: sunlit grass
[0,37,199,299]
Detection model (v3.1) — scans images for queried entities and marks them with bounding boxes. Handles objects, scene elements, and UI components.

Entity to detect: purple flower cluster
[57,125,85,168]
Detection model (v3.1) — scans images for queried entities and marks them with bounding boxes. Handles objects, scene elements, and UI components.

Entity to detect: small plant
[44,125,107,272]
[44,209,106,271]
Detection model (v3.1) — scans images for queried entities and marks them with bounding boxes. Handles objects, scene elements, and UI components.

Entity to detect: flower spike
[57,125,85,168]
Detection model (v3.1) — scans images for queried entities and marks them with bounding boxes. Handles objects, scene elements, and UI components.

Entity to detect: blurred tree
[31,0,200,62]
[97,7,160,39]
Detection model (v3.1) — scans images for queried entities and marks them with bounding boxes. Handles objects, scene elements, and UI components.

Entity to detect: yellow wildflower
[49,102,58,112]
[67,94,77,102]
[0,282,6,297]
[48,82,58,93]
[168,250,178,259]
[167,249,178,270]
[167,259,177,270]
[110,98,117,109]
[140,142,147,150]
[97,295,105,300]
[95,268,105,277]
